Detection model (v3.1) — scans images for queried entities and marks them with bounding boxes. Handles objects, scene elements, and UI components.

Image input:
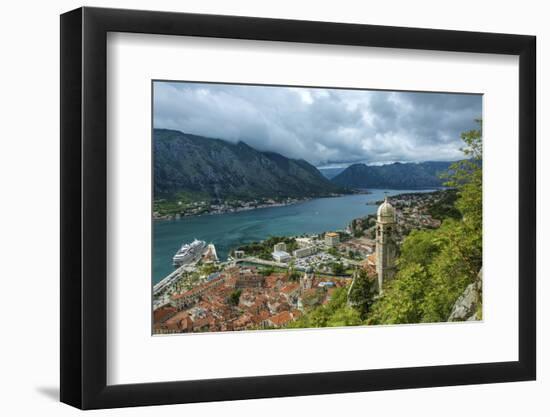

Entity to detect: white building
[272,250,291,263]
[273,242,287,252]
[293,246,317,258]
[325,232,340,247]
[295,237,313,248]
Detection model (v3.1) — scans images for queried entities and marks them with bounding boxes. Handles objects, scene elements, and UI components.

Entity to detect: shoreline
[153,198,311,221]
[365,188,444,205]
[152,188,440,283]
[153,191,370,221]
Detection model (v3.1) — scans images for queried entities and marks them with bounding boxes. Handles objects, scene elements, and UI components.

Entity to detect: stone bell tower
[375,196,397,292]
[300,266,314,292]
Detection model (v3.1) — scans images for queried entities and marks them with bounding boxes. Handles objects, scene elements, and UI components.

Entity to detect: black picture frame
[60,6,536,410]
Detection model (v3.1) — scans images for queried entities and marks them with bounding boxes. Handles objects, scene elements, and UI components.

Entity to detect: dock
[153,263,190,297]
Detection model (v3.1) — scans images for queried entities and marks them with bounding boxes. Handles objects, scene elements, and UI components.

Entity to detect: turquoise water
[152,189,434,284]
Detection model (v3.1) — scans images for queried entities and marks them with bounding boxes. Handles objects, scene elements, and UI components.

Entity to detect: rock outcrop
[448,269,482,321]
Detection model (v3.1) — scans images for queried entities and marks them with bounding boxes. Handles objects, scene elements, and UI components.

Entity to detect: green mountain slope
[154,129,345,200]
[331,161,452,189]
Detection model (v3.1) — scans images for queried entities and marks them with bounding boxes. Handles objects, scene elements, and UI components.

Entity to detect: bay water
[153,189,434,283]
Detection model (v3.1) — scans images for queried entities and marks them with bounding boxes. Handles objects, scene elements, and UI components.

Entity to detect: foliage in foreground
[367,119,482,324]
[286,287,362,329]
[288,119,483,328]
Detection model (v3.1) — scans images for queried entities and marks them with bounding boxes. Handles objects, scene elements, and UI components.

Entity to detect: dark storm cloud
[153,82,482,167]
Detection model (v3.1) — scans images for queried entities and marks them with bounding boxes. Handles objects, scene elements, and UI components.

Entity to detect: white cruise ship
[172,239,206,267]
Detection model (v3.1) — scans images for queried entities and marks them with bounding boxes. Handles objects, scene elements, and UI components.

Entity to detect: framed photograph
[60,6,536,409]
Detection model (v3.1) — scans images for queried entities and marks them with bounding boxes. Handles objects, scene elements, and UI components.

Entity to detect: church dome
[377,197,396,223]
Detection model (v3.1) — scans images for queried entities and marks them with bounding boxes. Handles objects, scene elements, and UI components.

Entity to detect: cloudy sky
[153,81,482,168]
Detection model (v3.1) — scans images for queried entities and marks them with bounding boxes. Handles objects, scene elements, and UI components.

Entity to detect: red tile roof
[268,311,293,327]
[171,276,224,300]
[366,254,376,265]
[153,306,176,323]
[161,311,193,331]
[290,310,302,319]
[281,283,300,294]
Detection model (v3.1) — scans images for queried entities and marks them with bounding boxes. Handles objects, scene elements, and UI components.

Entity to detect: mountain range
[154,129,345,200]
[317,167,346,179]
[331,161,452,189]
[154,129,454,201]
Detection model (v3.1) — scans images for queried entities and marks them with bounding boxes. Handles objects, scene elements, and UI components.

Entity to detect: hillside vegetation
[289,119,483,326]
[154,129,345,200]
[368,121,482,324]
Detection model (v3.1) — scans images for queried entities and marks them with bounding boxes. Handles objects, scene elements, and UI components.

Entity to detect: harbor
[152,190,435,284]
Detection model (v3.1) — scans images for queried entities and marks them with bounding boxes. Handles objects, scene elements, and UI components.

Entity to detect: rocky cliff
[448,269,483,321]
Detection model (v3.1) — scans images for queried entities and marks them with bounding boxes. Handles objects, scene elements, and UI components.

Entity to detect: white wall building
[272,250,291,263]
[295,237,313,248]
[273,242,287,252]
[293,246,317,258]
[325,232,340,247]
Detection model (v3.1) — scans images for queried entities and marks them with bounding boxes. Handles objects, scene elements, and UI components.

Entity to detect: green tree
[200,263,219,275]
[326,307,363,327]
[288,270,301,281]
[228,289,242,306]
[444,118,482,233]
[368,263,431,324]
[442,118,482,279]
[398,228,441,268]
[421,221,480,321]
[259,267,275,276]
[347,269,377,319]
[367,119,483,325]
[287,288,361,329]
[331,262,345,275]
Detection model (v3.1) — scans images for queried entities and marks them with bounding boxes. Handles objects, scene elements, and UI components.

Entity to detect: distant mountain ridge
[154,129,345,200]
[331,161,453,189]
[317,167,346,180]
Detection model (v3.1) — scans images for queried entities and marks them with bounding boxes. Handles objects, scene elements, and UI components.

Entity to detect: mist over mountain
[317,167,346,180]
[155,82,482,165]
